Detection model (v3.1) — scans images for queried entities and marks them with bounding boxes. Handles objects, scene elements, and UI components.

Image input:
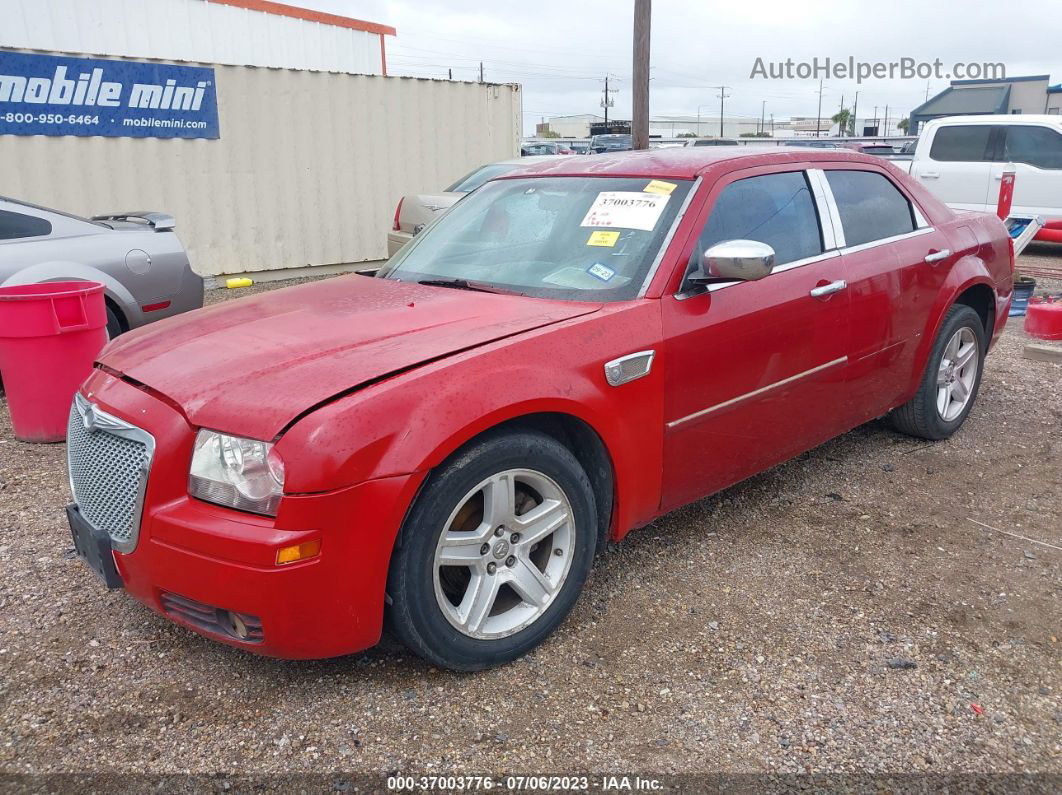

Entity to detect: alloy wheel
[432,468,575,640]
[936,326,978,422]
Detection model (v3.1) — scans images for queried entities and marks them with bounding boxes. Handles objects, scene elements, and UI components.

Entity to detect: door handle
[919,171,940,179]
[924,249,952,264]
[810,280,847,298]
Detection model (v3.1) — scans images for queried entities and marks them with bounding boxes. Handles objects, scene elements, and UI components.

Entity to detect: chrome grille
[67,394,155,552]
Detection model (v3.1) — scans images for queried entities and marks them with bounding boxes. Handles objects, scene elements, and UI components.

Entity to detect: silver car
[387,156,566,257]
[0,197,203,338]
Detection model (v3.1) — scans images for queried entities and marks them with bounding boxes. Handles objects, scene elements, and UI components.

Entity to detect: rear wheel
[387,430,596,671]
[890,304,985,440]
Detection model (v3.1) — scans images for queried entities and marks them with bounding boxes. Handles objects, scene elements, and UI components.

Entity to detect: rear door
[911,124,995,212]
[821,167,952,419]
[990,122,1062,221]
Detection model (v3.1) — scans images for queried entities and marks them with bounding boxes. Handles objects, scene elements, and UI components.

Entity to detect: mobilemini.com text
[750,56,1005,83]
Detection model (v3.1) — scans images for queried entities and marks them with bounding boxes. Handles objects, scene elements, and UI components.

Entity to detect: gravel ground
[0,251,1060,786]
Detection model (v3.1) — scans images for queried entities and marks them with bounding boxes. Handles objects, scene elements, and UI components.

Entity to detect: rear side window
[1003,125,1062,169]
[929,126,993,162]
[0,209,52,241]
[825,170,916,247]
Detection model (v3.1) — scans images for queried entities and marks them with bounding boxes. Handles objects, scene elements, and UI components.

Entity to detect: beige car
[387,156,564,257]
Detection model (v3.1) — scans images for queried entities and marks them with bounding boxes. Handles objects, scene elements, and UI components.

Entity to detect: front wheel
[890,304,986,440]
[386,430,597,671]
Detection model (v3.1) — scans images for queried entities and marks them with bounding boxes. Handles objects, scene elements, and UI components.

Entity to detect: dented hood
[100,275,600,438]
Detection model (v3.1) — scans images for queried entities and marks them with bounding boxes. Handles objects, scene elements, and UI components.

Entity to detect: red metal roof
[206,0,396,36]
[505,147,893,180]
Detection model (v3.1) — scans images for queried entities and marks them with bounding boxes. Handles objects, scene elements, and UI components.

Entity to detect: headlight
[189,430,285,516]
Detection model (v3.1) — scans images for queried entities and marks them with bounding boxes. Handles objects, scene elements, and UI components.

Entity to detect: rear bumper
[386,230,412,258]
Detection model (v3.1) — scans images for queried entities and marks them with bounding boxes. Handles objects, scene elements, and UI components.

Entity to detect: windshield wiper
[416,278,524,296]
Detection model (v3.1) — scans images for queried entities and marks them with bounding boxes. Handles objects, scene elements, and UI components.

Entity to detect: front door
[660,167,850,512]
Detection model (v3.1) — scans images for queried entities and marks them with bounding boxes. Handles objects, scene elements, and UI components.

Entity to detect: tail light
[392,197,404,231]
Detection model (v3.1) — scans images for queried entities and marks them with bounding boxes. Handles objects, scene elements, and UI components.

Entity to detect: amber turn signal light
[276,539,321,565]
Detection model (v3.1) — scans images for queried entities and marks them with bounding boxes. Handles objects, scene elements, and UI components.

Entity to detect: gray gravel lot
[0,253,1060,783]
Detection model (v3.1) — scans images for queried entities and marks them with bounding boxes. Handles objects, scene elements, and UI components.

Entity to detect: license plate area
[67,504,123,590]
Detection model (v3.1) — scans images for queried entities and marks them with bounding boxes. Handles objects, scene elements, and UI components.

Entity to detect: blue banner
[0,51,219,139]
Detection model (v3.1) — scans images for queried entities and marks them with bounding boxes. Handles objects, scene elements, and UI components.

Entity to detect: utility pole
[815,79,824,137]
[838,94,844,137]
[716,85,730,138]
[770,113,775,135]
[632,0,651,150]
[851,90,859,136]
[925,81,932,101]
[884,104,889,135]
[478,62,484,82]
[601,75,616,126]
[760,100,766,135]
[873,106,878,134]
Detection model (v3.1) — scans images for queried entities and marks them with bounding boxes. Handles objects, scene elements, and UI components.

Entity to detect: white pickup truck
[899,115,1062,224]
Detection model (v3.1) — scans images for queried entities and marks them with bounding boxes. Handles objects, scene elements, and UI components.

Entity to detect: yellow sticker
[587,230,621,247]
[644,180,677,195]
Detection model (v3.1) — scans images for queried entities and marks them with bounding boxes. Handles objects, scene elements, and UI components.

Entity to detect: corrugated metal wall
[0,57,522,276]
[0,0,385,75]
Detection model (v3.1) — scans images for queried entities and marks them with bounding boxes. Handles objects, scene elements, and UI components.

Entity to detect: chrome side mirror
[693,239,775,282]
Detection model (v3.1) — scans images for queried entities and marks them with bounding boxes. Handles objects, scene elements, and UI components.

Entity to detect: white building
[0,0,521,277]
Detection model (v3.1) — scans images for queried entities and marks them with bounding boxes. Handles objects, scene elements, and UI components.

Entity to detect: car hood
[99,275,601,438]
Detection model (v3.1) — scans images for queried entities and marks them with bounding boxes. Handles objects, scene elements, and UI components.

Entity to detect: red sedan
[67,148,1013,670]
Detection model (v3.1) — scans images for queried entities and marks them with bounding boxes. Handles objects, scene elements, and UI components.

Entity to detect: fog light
[276,539,321,565]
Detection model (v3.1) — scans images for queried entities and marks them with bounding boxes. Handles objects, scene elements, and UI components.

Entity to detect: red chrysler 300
[67,148,1013,670]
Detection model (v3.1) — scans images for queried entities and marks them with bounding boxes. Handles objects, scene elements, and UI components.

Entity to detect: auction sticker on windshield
[581,192,670,232]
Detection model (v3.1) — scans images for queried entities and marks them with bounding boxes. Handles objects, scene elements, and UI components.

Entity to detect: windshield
[446,163,522,193]
[377,176,694,302]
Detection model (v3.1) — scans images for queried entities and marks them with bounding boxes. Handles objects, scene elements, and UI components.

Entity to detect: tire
[386,430,597,671]
[105,305,124,340]
[890,304,986,440]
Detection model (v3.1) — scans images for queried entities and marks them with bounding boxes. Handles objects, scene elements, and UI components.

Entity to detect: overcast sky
[290,1,1062,134]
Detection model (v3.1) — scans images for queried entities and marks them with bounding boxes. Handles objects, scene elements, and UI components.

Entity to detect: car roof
[496,146,897,180]
[926,114,1062,126]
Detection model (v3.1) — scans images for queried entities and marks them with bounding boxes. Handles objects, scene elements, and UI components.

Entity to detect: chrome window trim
[666,356,849,429]
[912,204,930,229]
[68,392,156,555]
[637,176,702,298]
[840,226,935,255]
[807,168,845,249]
[675,249,842,300]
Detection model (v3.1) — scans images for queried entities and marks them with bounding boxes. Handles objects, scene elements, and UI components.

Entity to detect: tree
[898,117,910,134]
[539,129,561,139]
[831,108,851,136]
[677,132,698,138]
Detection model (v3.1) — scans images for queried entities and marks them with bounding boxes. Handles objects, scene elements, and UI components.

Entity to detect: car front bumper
[73,369,422,659]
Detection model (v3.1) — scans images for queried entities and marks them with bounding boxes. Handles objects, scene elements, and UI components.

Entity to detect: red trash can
[0,281,108,442]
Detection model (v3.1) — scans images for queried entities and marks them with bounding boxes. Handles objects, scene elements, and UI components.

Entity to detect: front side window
[0,209,52,241]
[929,125,993,162]
[688,171,823,274]
[1003,125,1062,169]
[378,176,693,302]
[825,170,916,247]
